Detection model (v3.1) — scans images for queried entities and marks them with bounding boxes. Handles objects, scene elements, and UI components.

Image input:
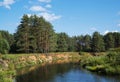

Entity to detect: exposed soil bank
[0,52,80,82]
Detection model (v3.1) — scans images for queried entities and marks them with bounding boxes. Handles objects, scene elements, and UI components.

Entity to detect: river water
[15,63,120,82]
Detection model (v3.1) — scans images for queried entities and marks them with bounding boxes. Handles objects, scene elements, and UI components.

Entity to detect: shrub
[106,52,120,65]
[0,39,10,54]
[80,55,106,68]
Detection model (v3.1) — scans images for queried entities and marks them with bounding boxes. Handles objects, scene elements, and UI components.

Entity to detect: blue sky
[0,0,120,36]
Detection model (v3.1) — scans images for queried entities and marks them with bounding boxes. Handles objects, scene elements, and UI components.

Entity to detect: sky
[0,0,120,36]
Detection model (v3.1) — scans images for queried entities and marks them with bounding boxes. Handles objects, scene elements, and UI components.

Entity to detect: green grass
[0,70,16,82]
[79,51,120,75]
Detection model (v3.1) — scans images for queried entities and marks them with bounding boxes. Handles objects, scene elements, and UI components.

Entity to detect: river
[14,63,120,82]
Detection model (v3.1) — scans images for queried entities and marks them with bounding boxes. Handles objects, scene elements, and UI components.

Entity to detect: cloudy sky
[0,0,120,36]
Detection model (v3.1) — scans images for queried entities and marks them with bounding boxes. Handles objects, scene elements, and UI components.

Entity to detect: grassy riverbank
[0,52,80,82]
[79,51,120,75]
[0,51,120,82]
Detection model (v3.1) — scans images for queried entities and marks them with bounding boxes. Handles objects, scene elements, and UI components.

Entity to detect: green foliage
[86,65,105,73]
[0,70,15,82]
[104,33,115,50]
[70,32,120,52]
[8,63,15,70]
[0,31,13,54]
[67,37,76,51]
[0,38,10,54]
[106,52,120,65]
[14,15,31,53]
[80,55,106,67]
[56,32,69,52]
[1,15,120,53]
[80,52,120,75]
[0,30,14,47]
[113,32,120,47]
[108,47,120,52]
[91,32,105,52]
[104,32,120,50]
[14,15,57,53]
[83,35,91,51]
[0,77,12,82]
[1,14,120,53]
[75,35,84,51]
[105,65,120,75]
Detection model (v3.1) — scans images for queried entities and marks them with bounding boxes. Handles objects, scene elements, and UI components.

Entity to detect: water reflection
[16,63,72,82]
[15,63,120,82]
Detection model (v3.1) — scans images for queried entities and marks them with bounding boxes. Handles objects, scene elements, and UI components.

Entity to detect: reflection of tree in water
[16,63,73,82]
[15,63,120,82]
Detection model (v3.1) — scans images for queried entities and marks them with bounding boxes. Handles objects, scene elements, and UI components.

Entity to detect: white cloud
[27,14,32,17]
[25,12,61,22]
[38,0,51,3]
[39,12,61,21]
[29,0,61,22]
[30,5,46,12]
[104,30,118,35]
[45,4,52,8]
[0,0,15,9]
[104,30,109,35]
[113,30,118,32]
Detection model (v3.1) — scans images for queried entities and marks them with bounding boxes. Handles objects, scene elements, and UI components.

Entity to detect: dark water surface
[15,63,120,82]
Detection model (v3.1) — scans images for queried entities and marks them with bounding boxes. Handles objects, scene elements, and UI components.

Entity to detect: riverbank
[0,52,80,82]
[79,52,120,75]
[1,51,120,82]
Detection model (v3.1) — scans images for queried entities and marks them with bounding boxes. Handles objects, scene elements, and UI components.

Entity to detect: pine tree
[14,15,57,53]
[56,33,69,52]
[113,32,120,48]
[75,36,84,52]
[104,33,115,50]
[91,32,105,52]
[83,35,91,51]
[15,15,30,53]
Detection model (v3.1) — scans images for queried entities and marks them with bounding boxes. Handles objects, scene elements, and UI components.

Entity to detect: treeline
[0,14,120,54]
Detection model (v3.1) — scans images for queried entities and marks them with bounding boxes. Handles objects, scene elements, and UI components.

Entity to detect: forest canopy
[0,14,120,54]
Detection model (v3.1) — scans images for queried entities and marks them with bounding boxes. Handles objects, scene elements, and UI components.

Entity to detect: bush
[105,65,120,75]
[106,52,120,65]
[80,55,106,68]
[0,39,10,54]
[80,52,120,75]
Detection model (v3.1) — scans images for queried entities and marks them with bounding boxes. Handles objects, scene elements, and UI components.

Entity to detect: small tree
[0,33,10,54]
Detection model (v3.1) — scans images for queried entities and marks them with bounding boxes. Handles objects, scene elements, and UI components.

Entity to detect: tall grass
[80,52,120,75]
